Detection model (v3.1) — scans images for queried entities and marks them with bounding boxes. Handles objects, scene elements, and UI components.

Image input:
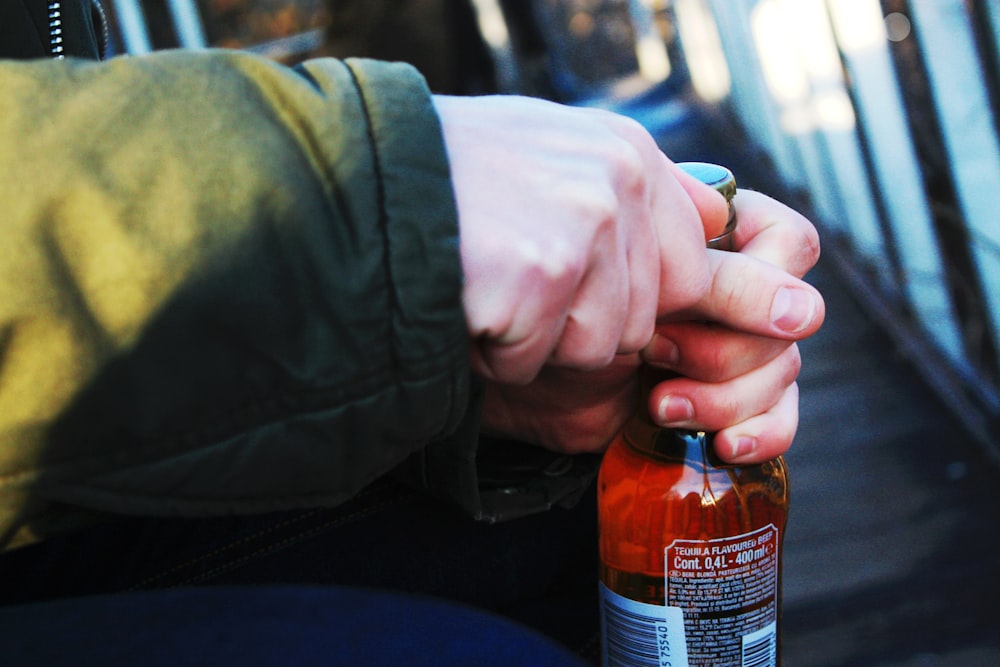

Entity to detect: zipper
[47,1,111,60]
[47,1,65,59]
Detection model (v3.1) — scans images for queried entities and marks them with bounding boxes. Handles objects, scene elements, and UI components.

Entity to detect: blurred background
[98,1,1000,664]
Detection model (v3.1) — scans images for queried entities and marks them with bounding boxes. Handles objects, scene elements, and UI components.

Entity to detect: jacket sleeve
[0,51,477,549]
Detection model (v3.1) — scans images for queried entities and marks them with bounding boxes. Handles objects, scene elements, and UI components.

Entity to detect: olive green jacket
[0,51,600,553]
[0,51,485,551]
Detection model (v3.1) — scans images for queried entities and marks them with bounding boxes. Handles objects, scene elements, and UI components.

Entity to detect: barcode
[599,584,688,667]
[741,623,776,667]
[602,602,662,666]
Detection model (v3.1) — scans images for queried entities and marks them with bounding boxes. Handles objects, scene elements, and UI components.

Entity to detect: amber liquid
[598,413,788,665]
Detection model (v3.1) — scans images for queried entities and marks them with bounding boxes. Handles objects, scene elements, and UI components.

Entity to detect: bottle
[598,163,788,667]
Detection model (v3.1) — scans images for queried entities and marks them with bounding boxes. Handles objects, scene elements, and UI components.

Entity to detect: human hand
[433,95,728,387]
[641,189,824,463]
[435,95,823,460]
[475,188,824,458]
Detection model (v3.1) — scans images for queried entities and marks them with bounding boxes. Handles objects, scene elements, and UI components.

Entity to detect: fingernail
[731,436,757,459]
[770,287,816,334]
[648,333,680,368]
[658,395,694,423]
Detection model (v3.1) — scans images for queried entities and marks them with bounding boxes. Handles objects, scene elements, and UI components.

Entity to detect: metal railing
[110,0,206,53]
[684,0,1000,454]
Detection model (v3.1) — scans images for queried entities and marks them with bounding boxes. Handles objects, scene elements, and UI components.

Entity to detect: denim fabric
[0,477,601,661]
[0,585,591,666]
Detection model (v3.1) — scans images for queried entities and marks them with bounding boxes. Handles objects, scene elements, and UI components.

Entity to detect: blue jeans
[0,477,600,663]
[1,585,591,666]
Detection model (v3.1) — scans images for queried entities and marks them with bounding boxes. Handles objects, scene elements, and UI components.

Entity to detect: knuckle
[557,180,620,232]
[607,112,657,151]
[790,215,822,266]
[667,262,713,312]
[712,262,752,316]
[787,213,822,270]
[612,143,647,197]
[804,224,822,265]
[554,334,618,371]
[585,115,654,202]
[717,394,745,425]
[783,343,803,383]
[620,320,656,354]
[516,235,583,287]
[708,342,732,380]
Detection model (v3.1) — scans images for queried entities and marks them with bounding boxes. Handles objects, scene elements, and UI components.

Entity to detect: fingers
[647,343,802,433]
[593,110,715,318]
[480,357,642,454]
[444,92,821,399]
[642,187,822,379]
[445,95,715,385]
[731,189,821,278]
[715,383,800,463]
[637,191,821,464]
[550,138,659,366]
[643,321,791,383]
[675,249,826,340]
[650,155,719,316]
[548,230,631,370]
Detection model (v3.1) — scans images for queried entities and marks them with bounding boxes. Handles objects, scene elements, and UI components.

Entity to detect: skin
[433,95,825,464]
[645,189,822,462]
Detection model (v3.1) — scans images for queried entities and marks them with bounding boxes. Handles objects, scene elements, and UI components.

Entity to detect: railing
[687,0,1000,454]
[110,0,206,53]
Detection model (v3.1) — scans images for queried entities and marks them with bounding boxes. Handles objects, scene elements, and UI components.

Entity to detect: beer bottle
[598,163,788,667]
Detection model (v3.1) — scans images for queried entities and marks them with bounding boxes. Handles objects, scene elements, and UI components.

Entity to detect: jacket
[0,0,107,61]
[0,50,485,551]
[0,47,601,554]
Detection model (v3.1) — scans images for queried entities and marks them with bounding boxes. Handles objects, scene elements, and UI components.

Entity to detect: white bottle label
[599,583,689,667]
[665,524,780,667]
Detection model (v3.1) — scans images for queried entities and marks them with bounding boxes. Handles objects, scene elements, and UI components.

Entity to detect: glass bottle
[598,163,788,667]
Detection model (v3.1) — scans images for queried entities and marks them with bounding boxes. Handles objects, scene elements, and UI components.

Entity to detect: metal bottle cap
[678,161,737,250]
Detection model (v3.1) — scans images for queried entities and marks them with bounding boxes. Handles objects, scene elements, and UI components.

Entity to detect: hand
[478,189,824,458]
[642,189,825,462]
[434,95,824,460]
[433,95,728,387]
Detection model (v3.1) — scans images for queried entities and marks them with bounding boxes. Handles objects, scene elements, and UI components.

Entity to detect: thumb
[669,161,730,243]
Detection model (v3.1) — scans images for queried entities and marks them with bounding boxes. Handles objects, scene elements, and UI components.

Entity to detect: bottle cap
[678,162,737,250]
[678,162,736,201]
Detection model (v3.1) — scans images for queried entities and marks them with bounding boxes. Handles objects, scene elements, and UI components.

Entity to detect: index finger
[731,189,821,278]
[678,249,826,341]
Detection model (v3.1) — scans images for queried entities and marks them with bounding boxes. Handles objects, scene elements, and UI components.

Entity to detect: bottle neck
[623,367,729,469]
